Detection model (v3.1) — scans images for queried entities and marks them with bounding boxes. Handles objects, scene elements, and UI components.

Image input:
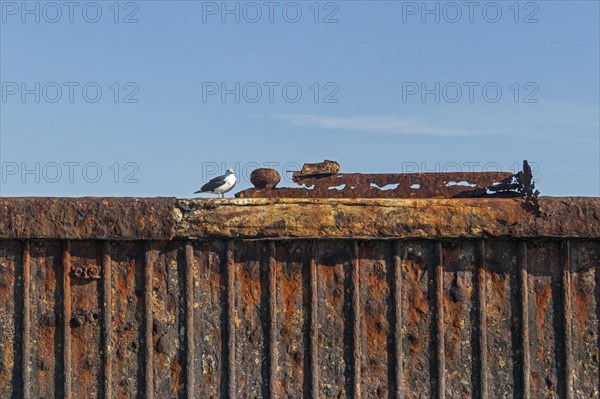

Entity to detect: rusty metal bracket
[72,264,101,280]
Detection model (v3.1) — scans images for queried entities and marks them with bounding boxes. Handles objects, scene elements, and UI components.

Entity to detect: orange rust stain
[364,260,388,357]
[571,275,592,335]
[38,324,55,375]
[277,262,305,397]
[404,261,429,325]
[444,280,467,362]
[318,263,345,338]
[486,272,509,320]
[71,273,100,398]
[531,371,540,395]
[113,257,138,399]
[279,264,300,342]
[1,338,12,386]
[0,260,14,298]
[238,262,261,317]
[115,259,136,307]
[170,359,182,396]
[533,283,551,337]
[403,258,430,374]
[73,329,94,396]
[320,264,344,314]
[209,265,222,301]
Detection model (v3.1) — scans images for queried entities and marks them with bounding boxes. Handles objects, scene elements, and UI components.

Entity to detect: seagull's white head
[226,169,235,175]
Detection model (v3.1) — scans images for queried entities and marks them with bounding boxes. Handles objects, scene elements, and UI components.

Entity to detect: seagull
[194,169,236,198]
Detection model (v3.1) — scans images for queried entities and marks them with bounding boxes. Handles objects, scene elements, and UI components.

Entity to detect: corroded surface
[176,197,600,239]
[0,197,177,240]
[0,197,599,398]
[246,160,537,200]
[1,197,599,240]
[240,171,518,199]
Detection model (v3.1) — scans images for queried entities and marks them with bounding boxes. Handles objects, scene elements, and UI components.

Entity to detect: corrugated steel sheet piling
[0,195,599,398]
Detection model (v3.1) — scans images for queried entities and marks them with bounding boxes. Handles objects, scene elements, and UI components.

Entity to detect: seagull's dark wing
[200,177,226,193]
[207,174,227,183]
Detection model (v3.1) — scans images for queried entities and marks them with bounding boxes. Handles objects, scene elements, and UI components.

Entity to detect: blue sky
[0,0,598,197]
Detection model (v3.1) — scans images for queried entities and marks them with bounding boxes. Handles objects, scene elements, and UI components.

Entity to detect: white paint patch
[445,181,476,187]
[329,184,346,190]
[370,183,400,191]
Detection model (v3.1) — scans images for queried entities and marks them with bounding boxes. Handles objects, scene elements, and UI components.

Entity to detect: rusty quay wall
[0,197,599,399]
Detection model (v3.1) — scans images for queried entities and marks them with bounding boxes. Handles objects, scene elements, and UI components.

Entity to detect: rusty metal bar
[102,242,113,399]
[434,242,445,399]
[240,171,519,199]
[185,244,195,399]
[393,240,404,399]
[144,244,155,399]
[562,240,574,399]
[226,240,236,399]
[22,240,31,399]
[518,242,530,399]
[352,241,361,399]
[309,241,319,398]
[268,241,278,398]
[62,240,72,399]
[476,240,489,399]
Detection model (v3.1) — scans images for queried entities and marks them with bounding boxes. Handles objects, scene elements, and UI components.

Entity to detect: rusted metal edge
[102,242,113,399]
[562,240,574,399]
[352,241,361,399]
[476,240,489,399]
[309,241,319,399]
[518,242,531,399]
[393,241,404,399]
[62,240,72,399]
[175,197,600,240]
[144,244,155,399]
[0,197,177,240]
[22,240,31,399]
[1,197,599,240]
[185,244,195,399]
[226,241,236,399]
[435,242,445,399]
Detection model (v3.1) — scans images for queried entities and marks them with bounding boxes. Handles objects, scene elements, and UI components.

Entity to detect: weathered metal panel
[29,241,61,399]
[358,241,392,399]
[153,242,185,398]
[110,242,144,399]
[233,240,268,397]
[316,240,353,398]
[274,240,310,399]
[570,241,600,398]
[191,240,226,398]
[485,240,520,399]
[402,240,436,399]
[0,198,599,399]
[442,241,476,399]
[526,241,563,399]
[70,241,103,398]
[0,238,599,398]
